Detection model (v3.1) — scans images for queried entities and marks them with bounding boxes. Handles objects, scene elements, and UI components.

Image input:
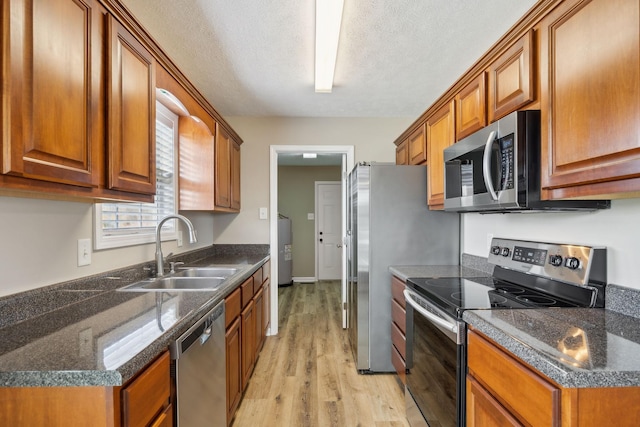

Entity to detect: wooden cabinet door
[215,124,232,208]
[467,376,523,427]
[230,140,241,210]
[396,140,408,165]
[2,0,104,187]
[108,17,156,195]
[263,278,271,337]
[254,286,265,353]
[122,352,171,427]
[539,0,640,199]
[408,125,427,165]
[226,317,242,425]
[488,30,534,123]
[426,100,455,209]
[178,116,215,210]
[456,73,486,140]
[241,300,256,390]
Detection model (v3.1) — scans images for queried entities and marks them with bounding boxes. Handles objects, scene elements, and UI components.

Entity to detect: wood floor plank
[231,281,409,427]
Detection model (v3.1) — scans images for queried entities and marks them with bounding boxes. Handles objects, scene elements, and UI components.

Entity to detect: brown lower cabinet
[225,260,271,426]
[467,328,640,426]
[390,275,407,384]
[0,350,172,427]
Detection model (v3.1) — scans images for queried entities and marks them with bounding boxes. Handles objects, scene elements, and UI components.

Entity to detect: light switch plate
[77,238,91,267]
[259,207,268,220]
[177,231,183,247]
[307,213,315,220]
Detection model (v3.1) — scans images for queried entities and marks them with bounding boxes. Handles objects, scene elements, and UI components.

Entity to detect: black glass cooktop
[407,277,578,318]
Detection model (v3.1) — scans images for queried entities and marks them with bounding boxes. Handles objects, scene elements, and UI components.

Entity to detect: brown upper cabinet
[2,0,105,190]
[395,139,409,165]
[107,17,157,195]
[179,116,216,210]
[215,124,241,212]
[539,0,640,200]
[426,100,455,209]
[1,0,156,202]
[2,0,242,204]
[487,30,534,123]
[394,0,640,207]
[408,125,427,165]
[455,73,487,140]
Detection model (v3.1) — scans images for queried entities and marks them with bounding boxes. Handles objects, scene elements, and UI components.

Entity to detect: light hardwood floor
[231,281,409,427]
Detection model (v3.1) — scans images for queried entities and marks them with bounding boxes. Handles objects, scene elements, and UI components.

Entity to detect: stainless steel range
[403,238,607,427]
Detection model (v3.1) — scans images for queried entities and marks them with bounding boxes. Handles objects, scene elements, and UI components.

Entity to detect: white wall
[214,116,414,244]
[0,196,214,297]
[462,198,640,289]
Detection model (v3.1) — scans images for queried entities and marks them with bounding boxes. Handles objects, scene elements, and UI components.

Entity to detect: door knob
[320,238,323,242]
[337,244,343,248]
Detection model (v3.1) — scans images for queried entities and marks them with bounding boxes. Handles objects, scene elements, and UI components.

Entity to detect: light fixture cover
[315,0,345,93]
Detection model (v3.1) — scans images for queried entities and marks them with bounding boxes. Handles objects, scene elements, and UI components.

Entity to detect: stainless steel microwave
[443,110,610,212]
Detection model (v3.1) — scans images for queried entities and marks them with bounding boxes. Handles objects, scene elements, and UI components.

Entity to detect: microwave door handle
[482,130,499,201]
[403,289,458,334]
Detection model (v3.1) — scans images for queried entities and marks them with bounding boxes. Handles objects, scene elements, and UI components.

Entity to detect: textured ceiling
[121,0,537,118]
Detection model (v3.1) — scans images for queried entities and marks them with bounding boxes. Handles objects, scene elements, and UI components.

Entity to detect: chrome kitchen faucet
[155,214,197,276]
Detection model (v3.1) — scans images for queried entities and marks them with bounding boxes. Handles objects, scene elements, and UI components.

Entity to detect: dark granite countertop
[0,245,269,387]
[464,308,640,388]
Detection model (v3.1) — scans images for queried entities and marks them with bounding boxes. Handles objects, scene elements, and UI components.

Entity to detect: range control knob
[549,255,563,267]
[501,247,511,257]
[491,246,501,255]
[565,257,580,270]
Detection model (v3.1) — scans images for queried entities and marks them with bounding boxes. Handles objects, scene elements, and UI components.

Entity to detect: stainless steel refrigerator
[347,163,460,372]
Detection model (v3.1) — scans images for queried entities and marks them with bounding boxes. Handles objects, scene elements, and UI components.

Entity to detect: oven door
[404,289,465,427]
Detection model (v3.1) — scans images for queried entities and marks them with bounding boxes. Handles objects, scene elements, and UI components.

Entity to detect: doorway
[269,145,354,334]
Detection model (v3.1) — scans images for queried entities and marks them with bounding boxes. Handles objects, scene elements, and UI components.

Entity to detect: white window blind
[94,102,179,249]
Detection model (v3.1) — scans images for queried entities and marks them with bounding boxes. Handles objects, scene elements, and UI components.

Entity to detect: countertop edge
[463,310,640,389]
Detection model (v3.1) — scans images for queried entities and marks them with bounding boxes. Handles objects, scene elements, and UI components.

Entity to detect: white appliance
[278,216,293,286]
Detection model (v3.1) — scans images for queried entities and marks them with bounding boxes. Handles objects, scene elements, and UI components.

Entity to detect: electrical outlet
[79,328,93,357]
[259,207,268,220]
[77,239,91,266]
[177,231,183,247]
[487,233,494,251]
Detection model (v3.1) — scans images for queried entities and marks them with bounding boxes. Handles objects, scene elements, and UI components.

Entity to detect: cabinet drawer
[122,351,170,427]
[468,330,560,426]
[391,276,406,308]
[241,277,254,308]
[391,299,406,335]
[225,287,241,328]
[262,260,270,281]
[391,345,406,384]
[391,321,406,359]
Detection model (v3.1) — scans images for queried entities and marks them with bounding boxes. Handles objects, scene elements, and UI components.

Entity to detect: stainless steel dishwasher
[171,300,226,426]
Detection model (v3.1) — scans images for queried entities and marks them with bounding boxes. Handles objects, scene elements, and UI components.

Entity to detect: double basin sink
[118,266,241,292]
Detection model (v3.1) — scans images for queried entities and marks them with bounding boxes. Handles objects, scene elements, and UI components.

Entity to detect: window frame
[93,101,179,250]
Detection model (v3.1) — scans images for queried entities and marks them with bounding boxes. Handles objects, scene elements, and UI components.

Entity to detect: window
[94,102,179,249]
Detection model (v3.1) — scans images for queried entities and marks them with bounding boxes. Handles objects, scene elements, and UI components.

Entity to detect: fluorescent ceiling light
[315,0,345,93]
[303,153,318,159]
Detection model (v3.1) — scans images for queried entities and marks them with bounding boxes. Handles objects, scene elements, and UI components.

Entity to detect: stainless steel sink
[119,277,227,292]
[174,267,239,278]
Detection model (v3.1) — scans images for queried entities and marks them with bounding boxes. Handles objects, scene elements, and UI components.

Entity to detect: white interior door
[316,182,342,280]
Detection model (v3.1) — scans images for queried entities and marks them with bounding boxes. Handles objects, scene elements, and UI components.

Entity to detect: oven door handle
[403,289,458,334]
[482,130,499,201]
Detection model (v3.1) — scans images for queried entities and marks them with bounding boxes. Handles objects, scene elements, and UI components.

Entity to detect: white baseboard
[293,276,316,283]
